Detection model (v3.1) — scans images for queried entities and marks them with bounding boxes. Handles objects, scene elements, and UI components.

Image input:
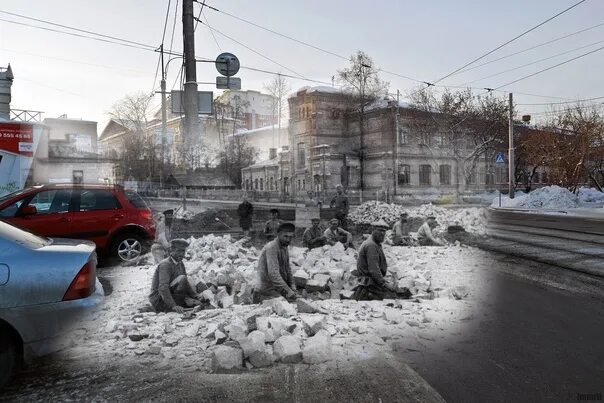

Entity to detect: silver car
[0,219,103,388]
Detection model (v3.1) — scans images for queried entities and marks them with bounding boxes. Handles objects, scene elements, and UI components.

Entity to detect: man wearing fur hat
[149,239,201,313]
[353,220,411,301]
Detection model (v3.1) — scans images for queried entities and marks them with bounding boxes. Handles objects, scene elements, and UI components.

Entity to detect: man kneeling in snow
[149,239,202,313]
[253,222,297,303]
[417,216,445,246]
[352,220,411,301]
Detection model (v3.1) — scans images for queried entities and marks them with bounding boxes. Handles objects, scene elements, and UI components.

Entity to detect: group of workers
[147,184,445,312]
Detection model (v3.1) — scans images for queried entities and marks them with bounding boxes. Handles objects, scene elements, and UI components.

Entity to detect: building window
[419,165,432,186]
[399,128,408,144]
[466,167,477,185]
[485,170,495,186]
[254,179,258,190]
[297,143,306,168]
[434,133,445,147]
[245,179,249,190]
[398,164,410,185]
[302,179,306,190]
[73,170,83,184]
[269,177,274,190]
[284,177,289,193]
[297,179,301,190]
[420,133,431,146]
[439,165,451,185]
[260,178,264,191]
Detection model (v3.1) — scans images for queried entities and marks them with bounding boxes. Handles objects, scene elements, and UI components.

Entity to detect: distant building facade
[241,86,514,201]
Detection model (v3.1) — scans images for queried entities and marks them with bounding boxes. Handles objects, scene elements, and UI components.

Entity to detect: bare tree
[217,134,257,187]
[107,92,158,182]
[264,74,290,147]
[408,87,509,199]
[337,51,389,198]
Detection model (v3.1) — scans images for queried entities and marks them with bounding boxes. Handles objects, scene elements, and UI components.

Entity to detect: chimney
[0,64,14,120]
[269,148,277,160]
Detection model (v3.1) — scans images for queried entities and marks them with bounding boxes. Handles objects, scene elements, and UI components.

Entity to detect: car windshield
[0,219,52,249]
[0,188,28,204]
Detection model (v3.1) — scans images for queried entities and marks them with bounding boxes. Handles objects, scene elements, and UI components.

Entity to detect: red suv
[0,184,155,263]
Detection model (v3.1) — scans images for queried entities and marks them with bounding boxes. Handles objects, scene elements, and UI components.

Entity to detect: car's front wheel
[0,330,20,389]
[111,233,144,263]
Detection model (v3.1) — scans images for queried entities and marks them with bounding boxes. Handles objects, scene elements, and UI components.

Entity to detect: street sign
[216,76,241,90]
[495,152,505,164]
[215,52,240,77]
[171,90,213,115]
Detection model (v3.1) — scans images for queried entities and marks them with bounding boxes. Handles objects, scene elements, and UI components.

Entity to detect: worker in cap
[352,219,411,301]
[253,221,297,303]
[303,217,326,249]
[264,208,283,241]
[330,184,350,230]
[149,238,201,313]
[324,217,353,248]
[392,212,412,246]
[417,216,444,246]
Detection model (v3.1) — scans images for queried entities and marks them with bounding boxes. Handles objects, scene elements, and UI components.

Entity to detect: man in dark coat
[352,220,411,301]
[237,196,254,237]
[149,239,201,313]
[253,222,297,303]
[330,184,349,229]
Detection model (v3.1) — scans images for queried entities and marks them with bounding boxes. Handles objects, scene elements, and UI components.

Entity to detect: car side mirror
[20,205,37,216]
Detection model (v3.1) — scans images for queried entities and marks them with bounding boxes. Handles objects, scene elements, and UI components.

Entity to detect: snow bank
[491,185,604,209]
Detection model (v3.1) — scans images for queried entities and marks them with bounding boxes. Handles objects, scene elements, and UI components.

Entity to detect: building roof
[167,170,236,188]
[244,157,279,169]
[233,123,289,136]
[99,119,143,140]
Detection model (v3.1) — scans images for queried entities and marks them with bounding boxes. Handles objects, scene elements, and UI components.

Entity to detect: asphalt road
[393,257,604,403]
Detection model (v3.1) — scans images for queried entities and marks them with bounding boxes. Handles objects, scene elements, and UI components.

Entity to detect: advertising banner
[0,122,40,196]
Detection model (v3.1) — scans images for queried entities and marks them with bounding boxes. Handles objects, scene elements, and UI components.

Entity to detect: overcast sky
[1,0,603,131]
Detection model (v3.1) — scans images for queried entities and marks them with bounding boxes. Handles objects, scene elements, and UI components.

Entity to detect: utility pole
[393,89,400,197]
[182,0,199,161]
[160,44,167,185]
[508,92,515,199]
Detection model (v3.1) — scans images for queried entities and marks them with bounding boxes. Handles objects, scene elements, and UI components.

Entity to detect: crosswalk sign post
[495,152,506,207]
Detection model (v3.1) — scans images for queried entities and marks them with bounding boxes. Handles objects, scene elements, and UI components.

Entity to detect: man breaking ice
[149,239,201,313]
[253,222,297,303]
[352,220,411,301]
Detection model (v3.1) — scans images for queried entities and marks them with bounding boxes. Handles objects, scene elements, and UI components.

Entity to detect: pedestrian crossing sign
[495,152,505,164]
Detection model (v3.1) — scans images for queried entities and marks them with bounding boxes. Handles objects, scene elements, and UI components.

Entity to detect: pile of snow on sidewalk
[491,185,604,209]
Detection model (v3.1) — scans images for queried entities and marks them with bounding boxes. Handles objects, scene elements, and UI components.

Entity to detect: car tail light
[139,209,153,221]
[63,260,96,301]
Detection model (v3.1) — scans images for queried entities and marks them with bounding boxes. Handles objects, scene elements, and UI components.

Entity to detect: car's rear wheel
[111,233,144,263]
[0,330,19,389]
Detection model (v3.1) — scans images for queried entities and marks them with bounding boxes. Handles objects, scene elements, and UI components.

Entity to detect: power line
[0,17,155,51]
[195,18,309,80]
[199,1,426,84]
[493,44,604,90]
[168,0,180,57]
[518,95,604,106]
[151,0,174,95]
[198,1,349,61]
[0,47,148,74]
[451,21,604,77]
[462,39,604,85]
[431,0,588,85]
[0,9,155,49]
[202,10,222,52]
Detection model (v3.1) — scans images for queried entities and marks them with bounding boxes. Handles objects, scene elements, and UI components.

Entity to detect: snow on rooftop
[234,123,289,136]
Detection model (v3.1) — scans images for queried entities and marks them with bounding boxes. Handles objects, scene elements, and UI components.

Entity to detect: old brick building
[242,86,504,202]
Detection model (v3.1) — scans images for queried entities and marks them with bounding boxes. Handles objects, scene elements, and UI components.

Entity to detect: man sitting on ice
[253,222,297,303]
[352,220,411,301]
[302,217,327,249]
[417,216,445,246]
[149,239,201,313]
[324,218,353,248]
